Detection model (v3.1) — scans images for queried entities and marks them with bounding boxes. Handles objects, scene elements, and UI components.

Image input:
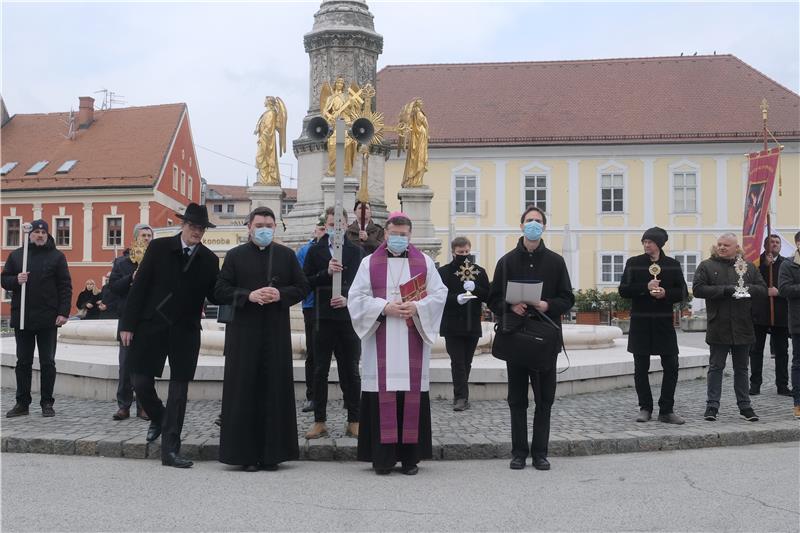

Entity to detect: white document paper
[505,280,543,305]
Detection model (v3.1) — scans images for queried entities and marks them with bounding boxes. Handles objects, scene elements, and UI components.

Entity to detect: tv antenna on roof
[61,108,76,140]
[95,88,127,110]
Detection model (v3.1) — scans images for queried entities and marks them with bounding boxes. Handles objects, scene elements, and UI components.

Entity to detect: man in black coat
[778,231,800,418]
[619,227,687,424]
[749,234,791,396]
[346,201,384,255]
[488,206,574,471]
[437,236,489,411]
[214,206,309,471]
[304,206,365,439]
[2,219,72,418]
[108,223,153,421]
[120,204,219,468]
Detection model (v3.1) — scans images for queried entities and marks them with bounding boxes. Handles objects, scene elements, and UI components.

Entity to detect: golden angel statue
[254,96,287,186]
[320,77,363,176]
[397,98,429,188]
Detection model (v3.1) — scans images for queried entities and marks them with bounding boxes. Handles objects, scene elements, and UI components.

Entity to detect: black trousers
[116,344,135,410]
[506,361,556,459]
[633,352,679,414]
[132,373,188,458]
[302,308,315,401]
[14,327,57,407]
[313,319,361,423]
[750,325,790,390]
[444,335,479,400]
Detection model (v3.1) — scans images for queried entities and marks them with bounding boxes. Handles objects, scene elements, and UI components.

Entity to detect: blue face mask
[253,227,274,247]
[523,220,544,241]
[387,235,409,255]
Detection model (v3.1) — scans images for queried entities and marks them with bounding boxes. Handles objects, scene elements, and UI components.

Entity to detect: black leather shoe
[401,463,419,475]
[749,386,761,396]
[260,463,279,471]
[777,388,793,397]
[146,422,162,442]
[509,456,526,470]
[162,452,193,468]
[374,468,392,475]
[532,457,551,471]
[301,400,315,413]
[6,403,29,418]
[243,465,259,472]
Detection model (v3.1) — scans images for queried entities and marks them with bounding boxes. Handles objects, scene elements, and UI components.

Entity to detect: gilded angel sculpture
[320,77,361,176]
[398,98,429,188]
[254,96,287,186]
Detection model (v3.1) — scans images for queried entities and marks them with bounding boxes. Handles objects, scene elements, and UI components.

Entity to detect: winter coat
[1,235,72,330]
[76,289,101,319]
[778,254,800,335]
[692,252,767,345]
[751,252,789,327]
[619,252,687,355]
[304,233,364,322]
[488,238,575,326]
[438,256,490,337]
[345,220,384,255]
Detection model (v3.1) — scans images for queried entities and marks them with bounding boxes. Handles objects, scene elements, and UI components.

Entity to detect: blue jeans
[792,334,800,406]
[707,344,751,410]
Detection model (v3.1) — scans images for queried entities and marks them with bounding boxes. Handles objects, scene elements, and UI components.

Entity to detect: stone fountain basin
[58,320,622,358]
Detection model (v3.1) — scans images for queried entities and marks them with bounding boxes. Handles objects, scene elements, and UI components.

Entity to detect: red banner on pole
[742,147,780,263]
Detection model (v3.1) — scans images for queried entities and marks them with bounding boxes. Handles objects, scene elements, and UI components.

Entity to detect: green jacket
[693,253,767,345]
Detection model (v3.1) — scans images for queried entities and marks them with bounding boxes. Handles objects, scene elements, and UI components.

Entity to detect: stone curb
[3,426,798,462]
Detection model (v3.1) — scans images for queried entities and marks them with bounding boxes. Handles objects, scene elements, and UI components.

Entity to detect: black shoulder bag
[491,309,566,371]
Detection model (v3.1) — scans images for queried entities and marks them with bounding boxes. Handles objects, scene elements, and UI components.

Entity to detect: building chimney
[77,96,95,128]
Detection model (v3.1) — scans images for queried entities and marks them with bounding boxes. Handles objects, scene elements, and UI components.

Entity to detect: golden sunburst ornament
[351,109,385,147]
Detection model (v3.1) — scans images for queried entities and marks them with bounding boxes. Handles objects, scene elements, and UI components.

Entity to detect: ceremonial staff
[19,222,32,330]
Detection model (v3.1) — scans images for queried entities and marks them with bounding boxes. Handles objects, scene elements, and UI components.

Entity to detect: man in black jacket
[778,231,800,418]
[108,223,153,420]
[749,234,791,396]
[438,237,489,411]
[304,207,365,439]
[488,206,574,471]
[120,204,219,468]
[1,219,72,418]
[619,227,687,424]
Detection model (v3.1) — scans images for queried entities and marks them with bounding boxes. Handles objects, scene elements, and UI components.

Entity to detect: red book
[399,273,427,327]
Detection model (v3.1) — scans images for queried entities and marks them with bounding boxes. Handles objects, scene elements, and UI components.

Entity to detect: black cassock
[214,241,309,466]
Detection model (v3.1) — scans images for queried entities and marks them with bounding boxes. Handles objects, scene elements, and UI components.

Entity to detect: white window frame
[597,161,627,214]
[281,200,295,216]
[3,216,22,248]
[213,204,222,213]
[172,165,179,191]
[188,175,194,200]
[51,215,73,249]
[226,204,235,214]
[669,159,701,214]
[102,214,125,250]
[451,163,481,216]
[674,252,700,284]
[1,162,19,175]
[520,161,552,215]
[180,170,186,196]
[598,252,626,285]
[1,288,11,302]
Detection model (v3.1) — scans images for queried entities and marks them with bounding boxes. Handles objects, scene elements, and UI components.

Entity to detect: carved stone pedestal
[397,186,442,260]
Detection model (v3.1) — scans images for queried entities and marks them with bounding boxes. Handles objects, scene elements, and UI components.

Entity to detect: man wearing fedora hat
[120,203,220,468]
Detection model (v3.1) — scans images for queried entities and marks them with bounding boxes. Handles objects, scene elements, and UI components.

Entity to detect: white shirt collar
[180,238,197,253]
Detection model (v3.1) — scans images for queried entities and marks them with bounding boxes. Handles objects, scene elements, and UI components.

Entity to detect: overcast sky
[3,1,798,188]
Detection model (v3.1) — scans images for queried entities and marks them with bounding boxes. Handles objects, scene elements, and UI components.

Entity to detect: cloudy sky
[3,1,798,188]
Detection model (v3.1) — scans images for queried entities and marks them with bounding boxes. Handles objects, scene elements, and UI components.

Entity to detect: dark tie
[183,247,191,264]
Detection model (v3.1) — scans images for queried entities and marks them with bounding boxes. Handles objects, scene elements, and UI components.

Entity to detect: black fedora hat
[176,203,216,228]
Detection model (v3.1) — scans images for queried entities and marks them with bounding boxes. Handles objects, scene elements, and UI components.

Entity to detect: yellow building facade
[383,143,800,288]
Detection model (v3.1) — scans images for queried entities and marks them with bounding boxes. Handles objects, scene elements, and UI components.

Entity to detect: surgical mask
[326,227,339,239]
[253,227,274,247]
[454,254,474,264]
[387,235,409,255]
[523,220,543,241]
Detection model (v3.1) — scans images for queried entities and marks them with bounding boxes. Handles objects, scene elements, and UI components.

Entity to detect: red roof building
[1,96,202,316]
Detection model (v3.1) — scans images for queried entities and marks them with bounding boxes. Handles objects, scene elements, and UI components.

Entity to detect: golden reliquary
[129,238,148,265]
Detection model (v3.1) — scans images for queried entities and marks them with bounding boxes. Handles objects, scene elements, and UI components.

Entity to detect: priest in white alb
[348,212,447,475]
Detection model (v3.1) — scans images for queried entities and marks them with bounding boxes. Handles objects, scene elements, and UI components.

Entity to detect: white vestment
[348,252,447,392]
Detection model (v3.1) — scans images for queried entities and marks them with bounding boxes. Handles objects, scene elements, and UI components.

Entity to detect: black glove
[723,286,736,297]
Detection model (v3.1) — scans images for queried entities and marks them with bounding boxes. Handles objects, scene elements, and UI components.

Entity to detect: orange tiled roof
[206,184,250,201]
[376,54,800,146]
[1,103,186,191]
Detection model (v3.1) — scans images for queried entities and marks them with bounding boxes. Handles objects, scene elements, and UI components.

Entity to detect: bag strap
[532,308,571,375]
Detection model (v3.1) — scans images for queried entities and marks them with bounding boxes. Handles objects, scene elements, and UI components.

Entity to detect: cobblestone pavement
[2,361,798,461]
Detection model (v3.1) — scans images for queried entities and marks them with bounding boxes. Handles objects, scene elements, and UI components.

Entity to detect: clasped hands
[511,300,549,316]
[647,279,666,299]
[384,301,418,320]
[248,286,281,305]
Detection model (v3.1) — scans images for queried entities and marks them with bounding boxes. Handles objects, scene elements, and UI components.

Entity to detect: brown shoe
[137,408,150,421]
[793,405,800,419]
[345,422,359,438]
[305,422,328,439]
[113,408,130,421]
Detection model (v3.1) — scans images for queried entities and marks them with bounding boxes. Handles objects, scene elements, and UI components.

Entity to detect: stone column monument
[282,0,389,248]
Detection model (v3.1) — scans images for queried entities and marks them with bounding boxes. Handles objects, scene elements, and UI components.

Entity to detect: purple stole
[369,241,426,444]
